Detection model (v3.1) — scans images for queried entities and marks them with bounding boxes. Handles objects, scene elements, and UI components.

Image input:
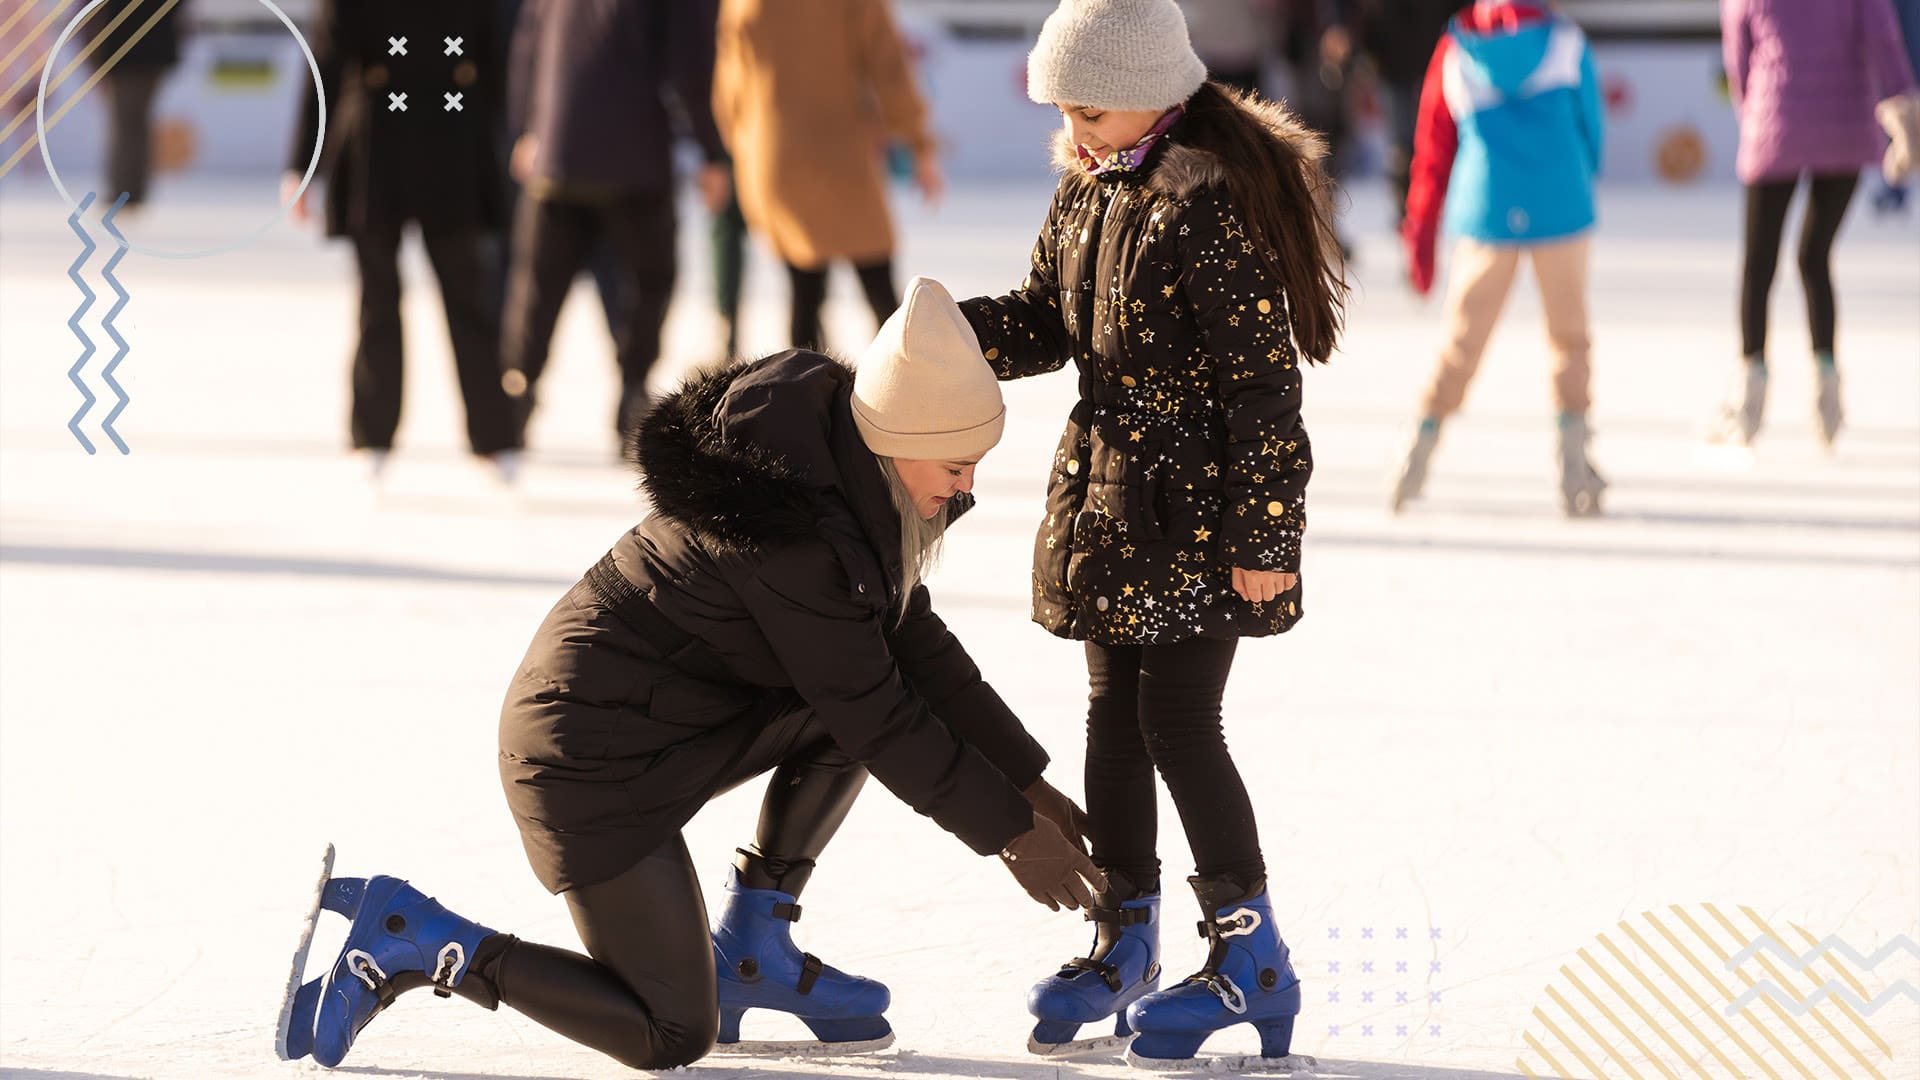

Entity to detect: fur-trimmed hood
[632,350,972,555]
[632,352,847,551]
[1049,89,1327,200]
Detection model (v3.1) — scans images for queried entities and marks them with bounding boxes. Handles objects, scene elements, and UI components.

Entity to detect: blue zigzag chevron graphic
[65,192,99,455]
[1725,932,1920,973]
[97,194,133,454]
[1723,978,1920,1017]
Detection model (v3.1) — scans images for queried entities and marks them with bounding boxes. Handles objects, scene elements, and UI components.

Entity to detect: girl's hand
[1232,568,1297,603]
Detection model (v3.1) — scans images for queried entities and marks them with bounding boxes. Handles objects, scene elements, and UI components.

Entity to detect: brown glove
[1000,815,1108,912]
[1022,777,1092,855]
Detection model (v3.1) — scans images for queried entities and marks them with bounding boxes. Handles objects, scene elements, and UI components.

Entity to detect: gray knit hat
[1027,0,1209,112]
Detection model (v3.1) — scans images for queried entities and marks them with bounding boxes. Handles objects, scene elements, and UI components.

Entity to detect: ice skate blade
[1028,1031,1134,1058]
[709,1031,895,1057]
[274,842,337,1060]
[1125,1049,1319,1074]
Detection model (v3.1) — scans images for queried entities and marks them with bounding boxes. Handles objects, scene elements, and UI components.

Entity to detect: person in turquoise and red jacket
[1391,0,1607,519]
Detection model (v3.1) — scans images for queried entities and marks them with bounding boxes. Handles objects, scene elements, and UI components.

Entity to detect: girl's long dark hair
[1178,81,1350,363]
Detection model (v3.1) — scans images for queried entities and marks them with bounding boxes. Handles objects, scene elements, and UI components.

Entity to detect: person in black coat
[284,0,520,475]
[82,0,187,207]
[278,279,1101,1071]
[502,0,732,444]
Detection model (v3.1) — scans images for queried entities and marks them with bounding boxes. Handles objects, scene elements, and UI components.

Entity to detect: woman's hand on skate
[1001,816,1108,912]
[1232,568,1297,603]
[1023,777,1092,855]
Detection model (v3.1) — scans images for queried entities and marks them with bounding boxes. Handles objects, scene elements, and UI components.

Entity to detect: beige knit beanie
[852,277,1006,461]
[1028,0,1208,112]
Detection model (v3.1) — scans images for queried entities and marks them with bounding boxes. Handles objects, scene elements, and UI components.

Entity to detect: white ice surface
[1,172,1916,1080]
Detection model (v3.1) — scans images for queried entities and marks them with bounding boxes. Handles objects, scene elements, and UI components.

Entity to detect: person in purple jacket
[1715,0,1918,449]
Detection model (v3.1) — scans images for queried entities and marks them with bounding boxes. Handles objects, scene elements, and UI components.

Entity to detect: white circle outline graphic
[36,0,325,259]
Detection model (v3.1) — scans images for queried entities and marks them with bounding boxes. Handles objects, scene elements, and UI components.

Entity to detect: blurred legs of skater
[1392,236,1604,516]
[502,194,677,445]
[785,260,898,353]
[1717,172,1858,447]
[349,225,522,476]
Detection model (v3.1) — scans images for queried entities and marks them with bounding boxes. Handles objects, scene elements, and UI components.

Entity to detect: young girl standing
[958,0,1347,1065]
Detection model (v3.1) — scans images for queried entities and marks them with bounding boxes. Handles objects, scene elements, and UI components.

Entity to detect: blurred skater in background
[1391,0,1608,518]
[81,0,190,211]
[284,0,521,481]
[1351,0,1465,240]
[1712,0,1918,450]
[713,0,942,354]
[501,0,730,448]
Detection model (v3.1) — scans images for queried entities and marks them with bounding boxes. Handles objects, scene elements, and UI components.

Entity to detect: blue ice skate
[711,866,894,1055]
[274,846,497,1068]
[1124,876,1315,1072]
[1026,872,1161,1056]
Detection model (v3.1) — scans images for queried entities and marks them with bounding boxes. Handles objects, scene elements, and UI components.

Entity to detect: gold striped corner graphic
[1,0,188,180]
[1515,903,1914,1079]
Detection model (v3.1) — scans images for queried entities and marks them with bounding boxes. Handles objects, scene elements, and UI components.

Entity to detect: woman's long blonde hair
[877,457,948,616]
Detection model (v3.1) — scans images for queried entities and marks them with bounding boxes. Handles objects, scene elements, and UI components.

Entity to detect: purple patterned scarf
[1075,106,1185,177]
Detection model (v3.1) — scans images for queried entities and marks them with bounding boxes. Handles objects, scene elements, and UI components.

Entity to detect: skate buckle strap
[1197,907,1262,940]
[1203,972,1248,1014]
[771,901,802,923]
[1062,956,1123,992]
[346,949,389,993]
[430,941,467,999]
[796,953,824,995]
[1086,905,1150,927]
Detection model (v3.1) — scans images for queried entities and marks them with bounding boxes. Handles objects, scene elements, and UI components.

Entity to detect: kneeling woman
[276,277,1104,1070]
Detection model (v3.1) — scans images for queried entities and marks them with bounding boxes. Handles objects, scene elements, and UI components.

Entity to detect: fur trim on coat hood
[1049,87,1328,200]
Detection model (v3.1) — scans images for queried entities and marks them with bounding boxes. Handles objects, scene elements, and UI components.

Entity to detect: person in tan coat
[714,0,943,353]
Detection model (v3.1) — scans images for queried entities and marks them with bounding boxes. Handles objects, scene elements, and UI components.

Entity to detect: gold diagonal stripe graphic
[1778,915,1892,1058]
[1648,909,1822,1079]
[1,0,153,147]
[1546,982,1643,1080]
[1703,904,1881,1079]
[0,1,44,40]
[0,0,79,73]
[1518,1059,1546,1080]
[1606,923,1753,1077]
[1526,1028,1586,1080]
[1668,906,1845,1079]
[1580,944,1711,1078]
[1628,910,1789,1076]
[1562,963,1679,1080]
[0,0,181,180]
[1537,1002,1613,1079]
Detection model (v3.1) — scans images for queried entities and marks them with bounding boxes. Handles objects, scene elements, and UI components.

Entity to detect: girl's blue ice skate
[1026,871,1161,1056]
[275,846,497,1068]
[1124,875,1316,1072]
[711,865,893,1055]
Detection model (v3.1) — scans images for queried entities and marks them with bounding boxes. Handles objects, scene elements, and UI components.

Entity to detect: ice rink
[2,171,1916,1079]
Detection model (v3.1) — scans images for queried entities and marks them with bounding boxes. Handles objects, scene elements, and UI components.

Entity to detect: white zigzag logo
[1722,933,1920,1017]
[1724,980,1920,1017]
[1725,933,1920,973]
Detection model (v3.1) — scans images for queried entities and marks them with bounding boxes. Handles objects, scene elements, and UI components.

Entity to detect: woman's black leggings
[1083,638,1264,889]
[786,259,899,351]
[455,703,865,1069]
[1741,172,1860,362]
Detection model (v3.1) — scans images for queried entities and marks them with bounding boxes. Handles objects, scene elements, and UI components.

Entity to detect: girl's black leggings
[1083,637,1264,890]
[1741,172,1860,362]
[450,703,865,1069]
